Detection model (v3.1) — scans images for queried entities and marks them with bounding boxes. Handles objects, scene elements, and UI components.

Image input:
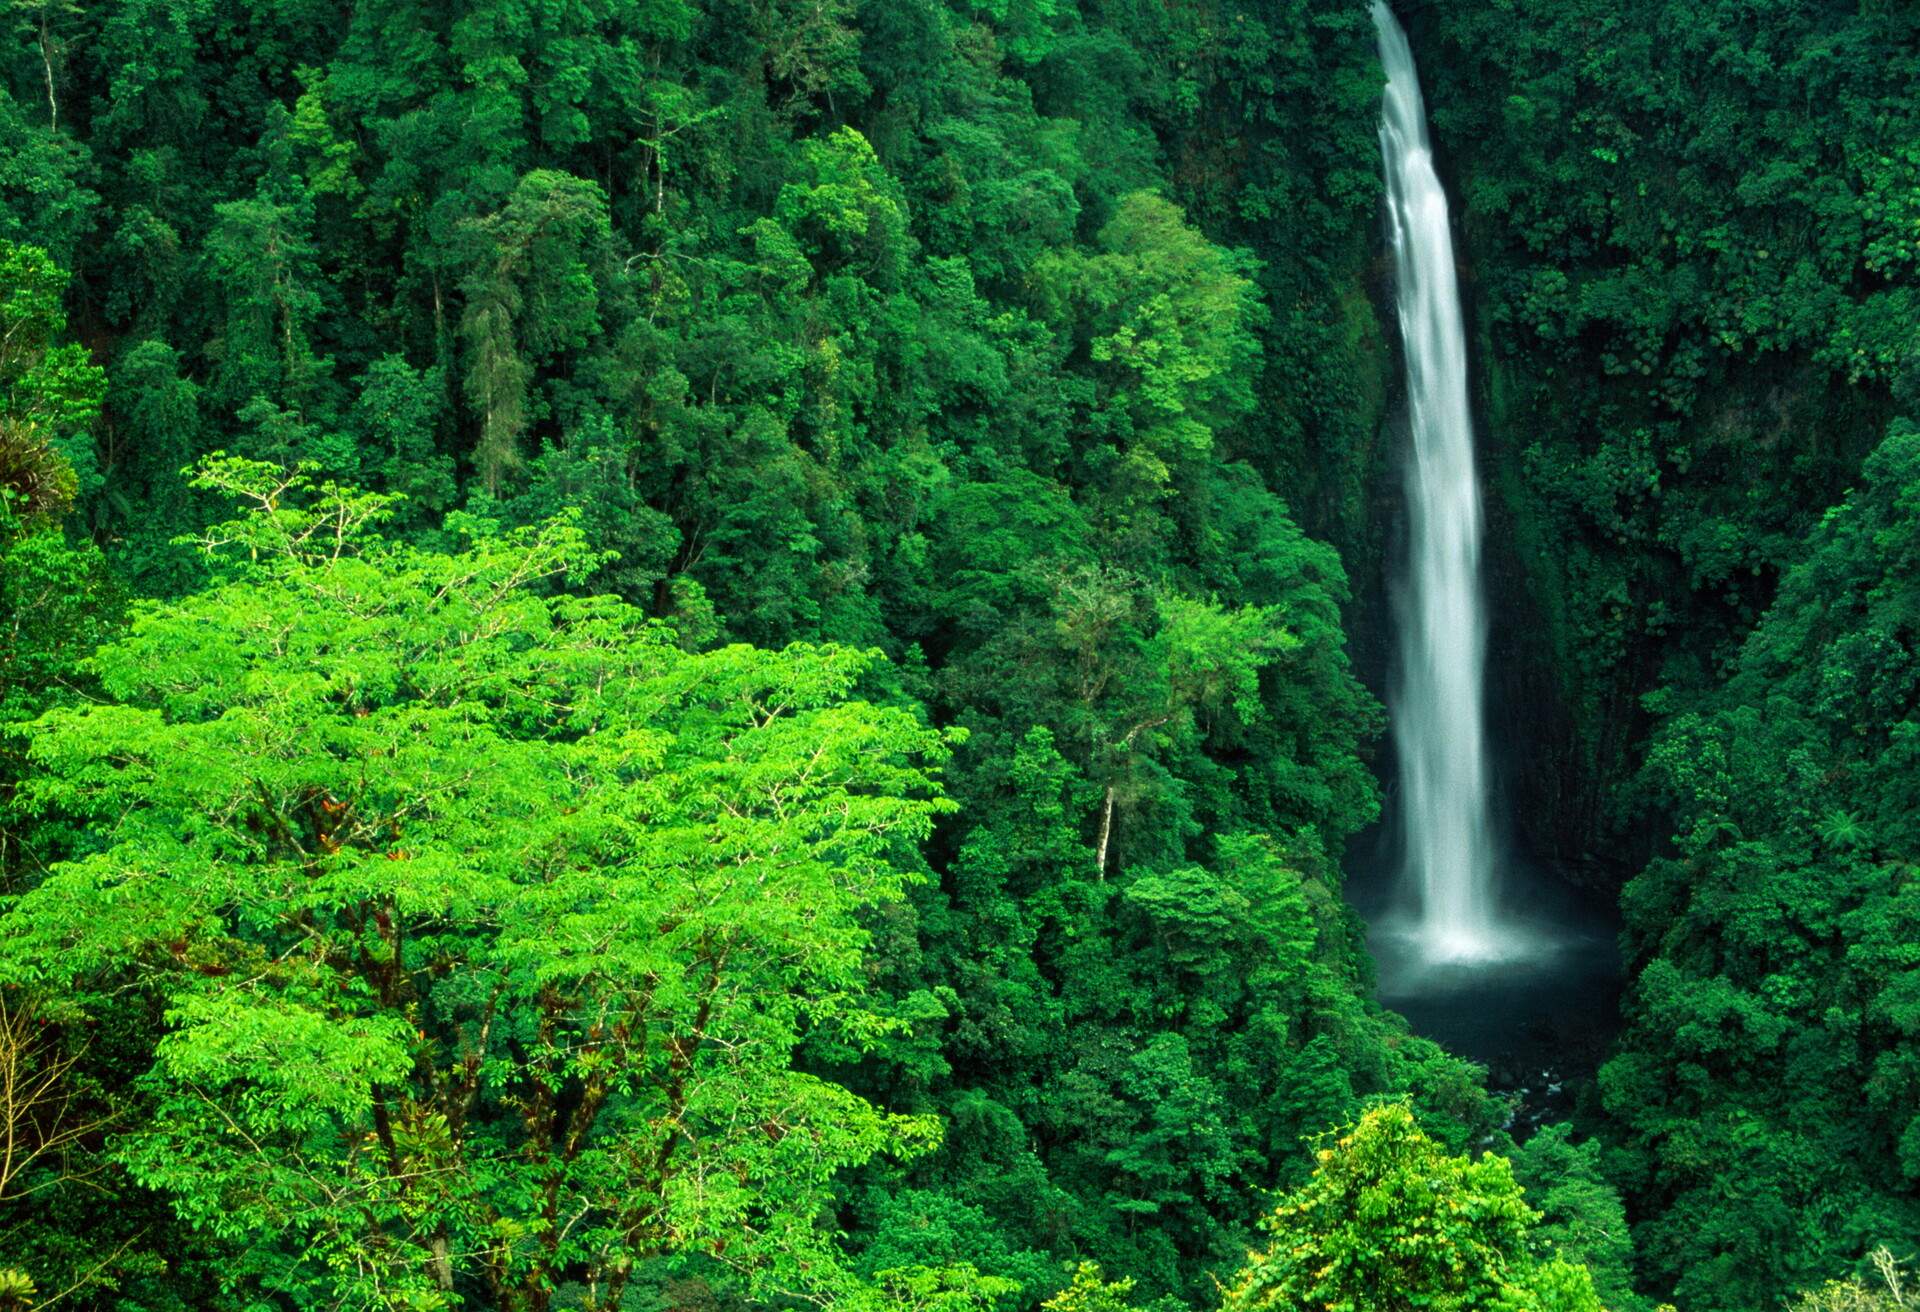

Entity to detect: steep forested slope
[0,3,1496,1307]
[1410,2,1920,1307]
[1416,0,1920,862]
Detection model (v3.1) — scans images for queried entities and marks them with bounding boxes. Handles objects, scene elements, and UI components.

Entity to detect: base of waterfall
[1367,910,1577,975]
[1358,862,1624,1109]
[1364,869,1615,978]
[1374,906,1551,968]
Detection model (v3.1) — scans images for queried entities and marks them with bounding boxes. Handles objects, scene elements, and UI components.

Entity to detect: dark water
[1353,858,1625,1133]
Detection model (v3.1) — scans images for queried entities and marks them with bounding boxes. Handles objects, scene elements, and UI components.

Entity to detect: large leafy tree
[1031,191,1261,550]
[2,459,964,1311]
[1220,1103,1606,1312]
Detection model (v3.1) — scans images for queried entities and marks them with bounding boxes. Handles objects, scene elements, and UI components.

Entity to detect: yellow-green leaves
[1221,1104,1605,1312]
[774,128,910,283]
[2,464,958,1311]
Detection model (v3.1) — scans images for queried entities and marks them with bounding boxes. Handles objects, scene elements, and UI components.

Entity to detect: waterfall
[1372,1,1502,962]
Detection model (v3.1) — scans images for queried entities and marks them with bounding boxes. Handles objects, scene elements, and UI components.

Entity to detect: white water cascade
[1372,1,1503,962]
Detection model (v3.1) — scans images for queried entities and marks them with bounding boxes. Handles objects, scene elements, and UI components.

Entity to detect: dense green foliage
[1411,2,1920,1308]
[10,460,968,1311]
[5,0,1920,1309]
[1221,1104,1604,1312]
[1602,427,1920,1310]
[1420,0,1920,851]
[0,0,1506,1306]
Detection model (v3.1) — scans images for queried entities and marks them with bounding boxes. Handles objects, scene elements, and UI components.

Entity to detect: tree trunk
[1096,785,1115,879]
[39,13,57,133]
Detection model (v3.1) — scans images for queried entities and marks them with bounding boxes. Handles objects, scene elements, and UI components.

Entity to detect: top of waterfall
[1372,1,1436,156]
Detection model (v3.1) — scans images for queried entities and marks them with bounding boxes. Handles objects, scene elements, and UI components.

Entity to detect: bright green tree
[2,458,964,1312]
[1220,1104,1606,1312]
[1788,1249,1916,1312]
[1031,191,1261,541]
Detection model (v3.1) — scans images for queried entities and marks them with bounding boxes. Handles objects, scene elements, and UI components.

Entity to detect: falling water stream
[1373,0,1500,963]
[1362,5,1623,1109]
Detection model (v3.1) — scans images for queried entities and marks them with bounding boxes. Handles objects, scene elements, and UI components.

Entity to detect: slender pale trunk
[1095,785,1115,878]
[38,11,57,133]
